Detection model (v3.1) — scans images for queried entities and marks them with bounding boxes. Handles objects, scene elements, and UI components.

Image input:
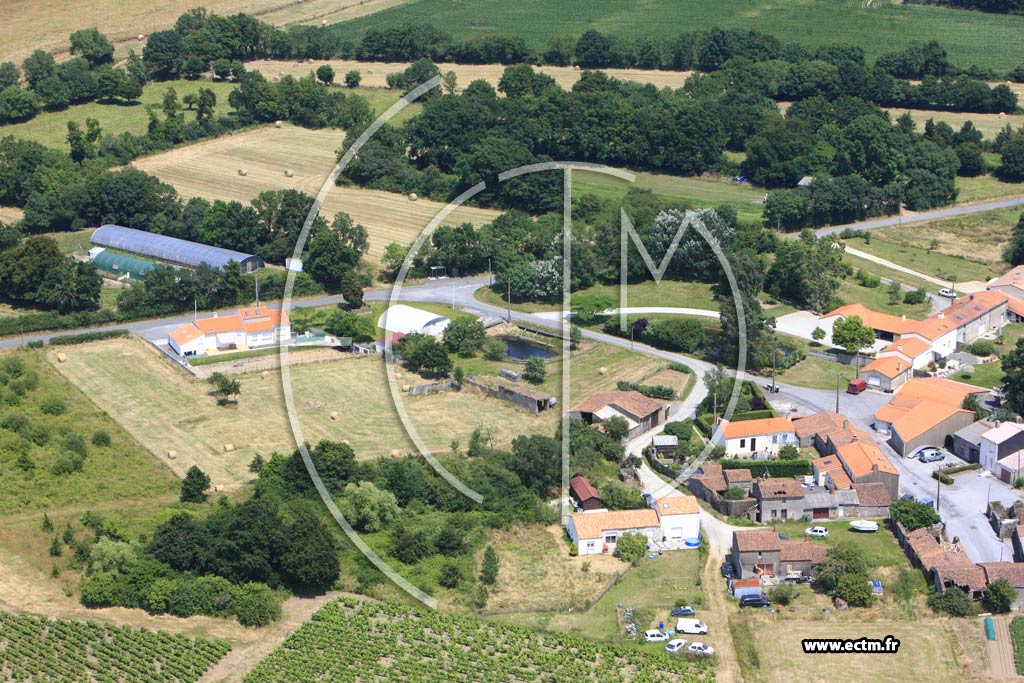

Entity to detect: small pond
[504,337,557,360]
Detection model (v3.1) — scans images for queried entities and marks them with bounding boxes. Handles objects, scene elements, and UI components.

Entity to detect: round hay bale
[167,450,177,460]
[598,367,608,375]
[56,352,67,363]
[214,484,224,493]
[390,449,402,457]
[402,384,411,392]
[1000,112,1007,119]
[329,411,339,421]
[341,440,350,446]
[274,120,284,128]
[237,168,247,176]
[261,370,270,380]
[408,192,418,201]
[322,19,328,26]
[223,444,235,453]
[283,169,294,177]
[138,34,145,41]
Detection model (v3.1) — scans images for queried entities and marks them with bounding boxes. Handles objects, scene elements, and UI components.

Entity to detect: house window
[604,534,617,544]
[740,439,745,449]
[586,541,595,549]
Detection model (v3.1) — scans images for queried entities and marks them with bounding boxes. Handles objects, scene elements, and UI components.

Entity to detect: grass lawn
[475,280,719,314]
[771,520,906,568]
[870,207,1021,272]
[0,80,239,150]
[997,323,1024,355]
[330,0,1024,72]
[951,360,1004,389]
[572,169,765,224]
[836,278,933,320]
[955,175,1024,204]
[0,349,179,515]
[885,108,1024,143]
[843,253,944,295]
[776,356,857,391]
[841,234,999,284]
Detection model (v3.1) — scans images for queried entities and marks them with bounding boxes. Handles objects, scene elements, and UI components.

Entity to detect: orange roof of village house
[940,291,1008,325]
[836,441,898,477]
[822,303,918,335]
[893,402,974,443]
[991,265,1024,289]
[569,391,664,419]
[722,417,795,440]
[654,496,700,516]
[1008,297,1024,318]
[169,321,204,346]
[170,307,289,344]
[734,529,783,552]
[568,509,660,540]
[891,377,988,409]
[879,337,932,359]
[812,455,853,489]
[238,306,289,332]
[860,355,910,379]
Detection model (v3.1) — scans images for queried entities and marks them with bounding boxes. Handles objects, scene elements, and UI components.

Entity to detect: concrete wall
[852,470,900,503]
[893,412,976,457]
[757,497,806,523]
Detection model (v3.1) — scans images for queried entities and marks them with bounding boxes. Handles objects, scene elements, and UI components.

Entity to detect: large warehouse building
[91,224,263,273]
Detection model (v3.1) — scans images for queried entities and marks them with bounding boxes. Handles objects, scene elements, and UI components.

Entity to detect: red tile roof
[569,391,665,419]
[979,562,1024,587]
[780,540,828,563]
[569,476,601,504]
[754,478,805,499]
[734,529,782,553]
[851,482,891,507]
[860,355,910,379]
[722,417,795,439]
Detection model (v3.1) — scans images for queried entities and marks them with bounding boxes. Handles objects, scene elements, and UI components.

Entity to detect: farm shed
[377,304,450,337]
[91,224,263,273]
[730,577,762,599]
[90,248,157,279]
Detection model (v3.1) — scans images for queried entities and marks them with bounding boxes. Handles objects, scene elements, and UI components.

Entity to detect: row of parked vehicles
[644,606,715,656]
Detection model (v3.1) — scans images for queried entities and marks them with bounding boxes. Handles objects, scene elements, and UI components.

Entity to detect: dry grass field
[47,337,560,490]
[0,207,24,224]
[871,206,1021,270]
[247,59,694,90]
[884,108,1024,140]
[130,124,501,263]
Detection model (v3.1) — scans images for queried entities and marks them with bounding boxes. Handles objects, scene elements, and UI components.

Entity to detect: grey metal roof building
[91,225,263,273]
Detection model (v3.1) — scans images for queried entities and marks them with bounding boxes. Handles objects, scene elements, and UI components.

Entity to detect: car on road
[688,643,715,657]
[676,619,708,635]
[670,606,696,617]
[921,450,945,463]
[900,493,915,501]
[805,526,829,538]
[918,497,936,508]
[850,519,879,533]
[739,595,772,608]
[665,639,687,654]
[938,288,956,299]
[721,562,736,579]
[644,630,669,642]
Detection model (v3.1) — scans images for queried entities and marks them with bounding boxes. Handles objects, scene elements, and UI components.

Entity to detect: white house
[980,423,1024,475]
[168,306,291,357]
[377,304,450,338]
[565,509,661,556]
[719,417,797,457]
[651,495,700,542]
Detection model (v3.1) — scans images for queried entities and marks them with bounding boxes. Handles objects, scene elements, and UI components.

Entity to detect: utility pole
[835,374,841,413]
[255,273,260,306]
[936,475,941,514]
[630,323,634,351]
[488,257,492,285]
[451,280,455,310]
[771,349,777,393]
[194,298,197,320]
[506,280,512,322]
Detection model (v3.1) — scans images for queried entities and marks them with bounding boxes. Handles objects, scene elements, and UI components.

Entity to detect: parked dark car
[721,562,736,579]
[670,606,696,617]
[739,595,772,608]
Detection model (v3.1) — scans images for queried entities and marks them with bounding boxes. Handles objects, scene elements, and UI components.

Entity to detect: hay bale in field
[598,367,608,375]
[1000,112,1007,118]
[214,484,224,493]
[408,192,418,201]
[138,34,145,41]
[262,370,270,380]
[402,384,410,392]
[341,440,350,446]
[283,169,294,177]
[329,411,338,421]
[223,444,234,453]
[274,120,283,128]
[167,450,177,460]
[390,449,402,457]
[56,353,67,363]
[321,19,328,26]
[237,168,247,176]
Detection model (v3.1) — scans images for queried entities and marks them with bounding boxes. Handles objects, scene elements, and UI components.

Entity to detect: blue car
[918,497,936,508]
[670,606,696,617]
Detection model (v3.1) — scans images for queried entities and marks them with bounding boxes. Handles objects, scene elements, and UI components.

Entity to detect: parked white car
[644,630,669,642]
[676,618,709,635]
[665,638,687,654]
[805,526,829,538]
[938,288,956,299]
[688,642,715,656]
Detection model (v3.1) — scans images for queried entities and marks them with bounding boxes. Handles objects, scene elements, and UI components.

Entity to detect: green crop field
[331,0,1024,72]
[243,597,714,683]
[573,170,766,224]
[0,610,230,683]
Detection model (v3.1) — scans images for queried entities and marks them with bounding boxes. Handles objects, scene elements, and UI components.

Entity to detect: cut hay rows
[130,124,501,263]
[246,59,694,90]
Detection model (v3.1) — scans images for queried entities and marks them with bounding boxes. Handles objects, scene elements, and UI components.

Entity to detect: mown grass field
[776,355,857,391]
[841,234,1000,284]
[0,349,178,515]
[951,360,1004,389]
[475,280,720,313]
[330,0,1024,72]
[836,277,934,319]
[867,207,1022,271]
[0,79,239,150]
[131,124,501,265]
[885,108,1024,141]
[573,169,765,224]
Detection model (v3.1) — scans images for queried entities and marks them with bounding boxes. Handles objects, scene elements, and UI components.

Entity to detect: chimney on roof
[843,419,849,430]
[902,314,906,321]
[970,294,974,301]
[938,312,944,319]
[872,463,879,472]
[897,361,902,372]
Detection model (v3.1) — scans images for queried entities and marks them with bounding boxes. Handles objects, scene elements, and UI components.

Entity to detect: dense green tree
[889,498,941,531]
[338,481,398,533]
[814,542,868,593]
[0,86,38,123]
[207,372,240,405]
[442,317,487,356]
[836,572,874,607]
[1005,213,1024,266]
[344,70,361,88]
[999,133,1024,182]
[324,309,375,343]
[280,510,339,592]
[602,415,630,442]
[480,545,499,584]
[315,64,335,85]
[0,62,18,89]
[1003,338,1024,415]
[523,357,546,385]
[984,578,1016,614]
[305,229,358,291]
[831,315,876,356]
[927,586,976,617]
[180,465,212,503]
[69,28,114,67]
[143,30,184,78]
[21,50,56,88]
[614,532,648,565]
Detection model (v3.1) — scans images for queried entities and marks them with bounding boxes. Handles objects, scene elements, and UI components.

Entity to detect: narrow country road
[814,195,1024,237]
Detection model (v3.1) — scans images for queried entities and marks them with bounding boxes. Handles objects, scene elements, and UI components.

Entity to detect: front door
[750,437,757,452]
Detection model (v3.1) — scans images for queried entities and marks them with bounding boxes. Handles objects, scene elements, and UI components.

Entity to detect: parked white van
[675,619,708,635]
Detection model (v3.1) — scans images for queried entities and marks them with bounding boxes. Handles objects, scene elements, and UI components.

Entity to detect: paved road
[815,195,1024,238]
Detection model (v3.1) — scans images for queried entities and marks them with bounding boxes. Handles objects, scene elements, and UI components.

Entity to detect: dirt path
[701,550,742,683]
[844,246,949,287]
[988,616,1016,679]
[200,591,355,683]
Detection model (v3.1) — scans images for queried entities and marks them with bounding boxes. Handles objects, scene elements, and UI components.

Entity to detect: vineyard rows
[244,598,715,683]
[0,611,230,683]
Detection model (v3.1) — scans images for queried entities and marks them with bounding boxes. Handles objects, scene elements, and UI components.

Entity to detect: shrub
[438,561,463,588]
[1011,617,1024,675]
[663,420,693,441]
[91,430,111,447]
[233,582,281,627]
[903,289,928,305]
[523,357,546,385]
[613,532,648,565]
[49,329,130,345]
[768,583,796,605]
[855,269,881,288]
[667,362,691,373]
[482,338,504,361]
[836,573,874,607]
[52,452,85,475]
[986,578,1017,614]
[61,432,87,456]
[964,339,996,357]
[721,487,747,500]
[720,459,810,477]
[927,586,977,617]
[889,498,940,531]
[39,396,67,415]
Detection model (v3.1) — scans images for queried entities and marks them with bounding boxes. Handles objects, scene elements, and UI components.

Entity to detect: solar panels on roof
[91,225,262,272]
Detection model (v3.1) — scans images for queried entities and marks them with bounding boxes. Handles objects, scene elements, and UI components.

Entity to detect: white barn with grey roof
[91,225,263,273]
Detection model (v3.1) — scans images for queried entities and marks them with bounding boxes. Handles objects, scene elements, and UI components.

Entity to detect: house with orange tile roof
[569,390,668,439]
[989,265,1024,321]
[818,303,917,344]
[858,354,913,392]
[718,417,797,458]
[811,454,854,490]
[168,306,291,357]
[792,411,874,456]
[835,441,900,501]
[565,509,661,556]
[650,495,701,542]
[873,377,988,456]
[731,529,783,578]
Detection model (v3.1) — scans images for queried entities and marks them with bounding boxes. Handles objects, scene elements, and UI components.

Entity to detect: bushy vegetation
[889,498,942,531]
[243,598,714,683]
[1011,616,1024,675]
[0,611,230,683]
[927,586,978,616]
